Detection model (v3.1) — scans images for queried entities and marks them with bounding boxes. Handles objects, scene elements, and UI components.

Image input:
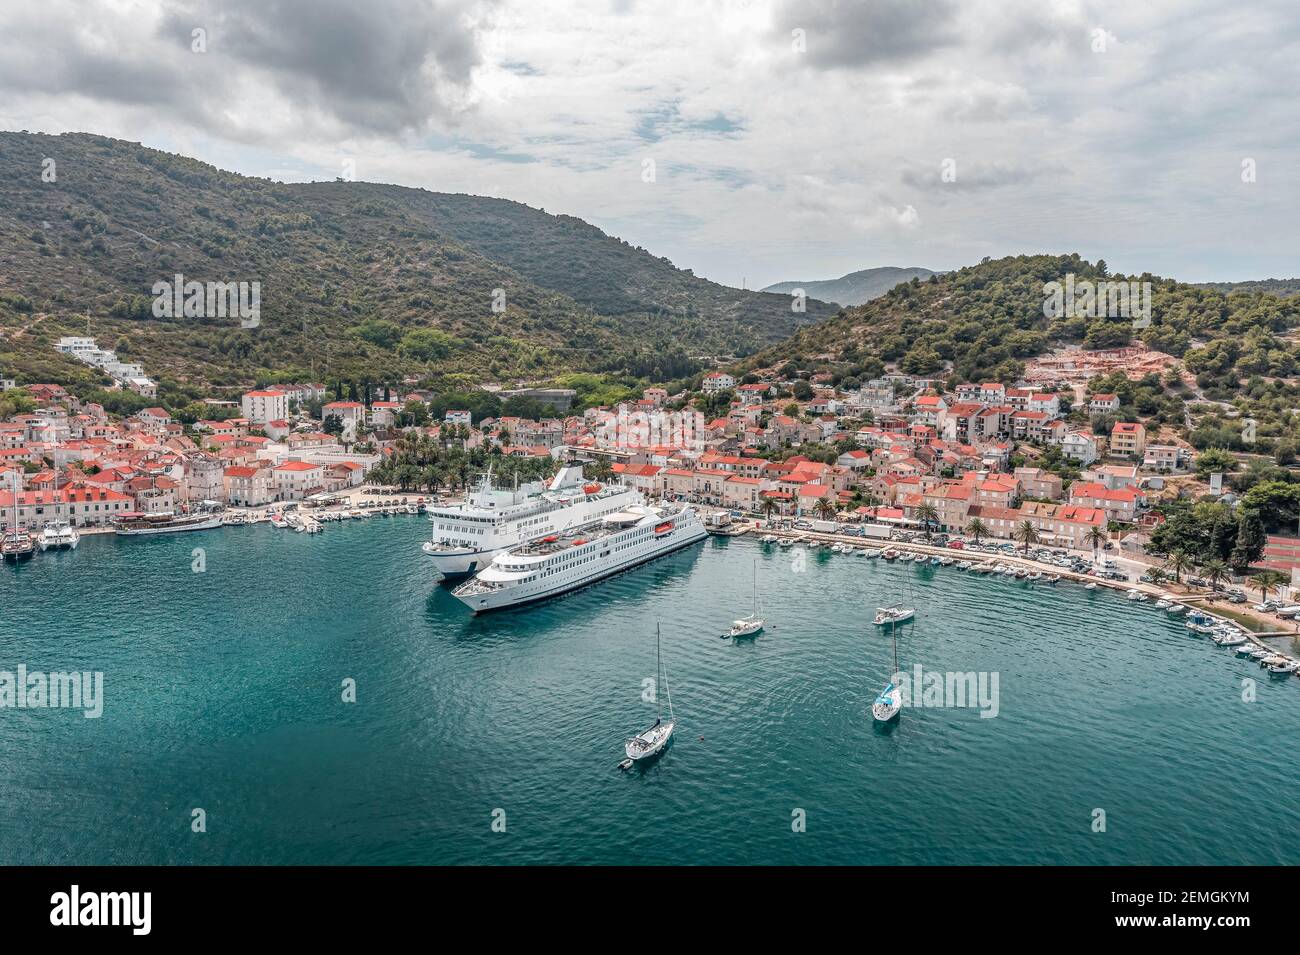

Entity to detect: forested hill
[747,254,1300,395]
[0,132,833,392]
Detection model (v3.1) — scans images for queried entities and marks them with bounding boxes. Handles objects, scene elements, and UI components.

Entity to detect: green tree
[1230,508,1266,571]
[1013,520,1040,555]
[964,517,988,544]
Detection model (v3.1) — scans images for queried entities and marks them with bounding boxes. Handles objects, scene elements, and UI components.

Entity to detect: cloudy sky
[2,0,1297,288]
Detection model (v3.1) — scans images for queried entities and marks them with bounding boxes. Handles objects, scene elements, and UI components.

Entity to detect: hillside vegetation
[0,132,832,394]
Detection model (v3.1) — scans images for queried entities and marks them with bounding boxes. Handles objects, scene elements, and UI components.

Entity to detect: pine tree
[1230,509,1266,571]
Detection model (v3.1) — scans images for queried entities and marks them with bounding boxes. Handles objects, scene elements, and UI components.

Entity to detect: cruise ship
[451,502,707,613]
[422,465,641,580]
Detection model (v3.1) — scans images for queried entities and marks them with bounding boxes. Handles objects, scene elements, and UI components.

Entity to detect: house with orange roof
[224,465,273,506]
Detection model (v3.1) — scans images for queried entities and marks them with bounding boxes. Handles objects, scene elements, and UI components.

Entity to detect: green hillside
[0,132,832,395]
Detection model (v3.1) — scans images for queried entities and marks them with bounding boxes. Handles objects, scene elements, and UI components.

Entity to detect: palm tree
[1013,520,1040,555]
[1164,549,1192,585]
[1147,568,1168,587]
[1201,558,1229,594]
[760,496,779,526]
[813,497,837,522]
[1252,569,1289,604]
[915,502,939,542]
[964,517,988,544]
[1085,525,1107,564]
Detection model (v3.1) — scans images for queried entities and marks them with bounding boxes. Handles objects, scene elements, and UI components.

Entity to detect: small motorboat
[1235,644,1259,658]
[1043,573,1061,584]
[1085,581,1098,590]
[1262,656,1297,676]
[1026,571,1043,582]
[1248,646,1274,660]
[1155,599,1172,609]
[1166,603,1187,615]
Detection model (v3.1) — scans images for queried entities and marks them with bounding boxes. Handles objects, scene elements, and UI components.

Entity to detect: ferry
[423,465,641,581]
[451,502,707,613]
[112,512,224,535]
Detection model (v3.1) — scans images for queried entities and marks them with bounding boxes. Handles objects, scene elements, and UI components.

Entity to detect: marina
[2,520,1297,866]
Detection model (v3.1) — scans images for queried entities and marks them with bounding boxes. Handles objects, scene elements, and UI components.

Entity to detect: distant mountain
[1194,278,1300,298]
[761,266,936,307]
[0,132,835,393]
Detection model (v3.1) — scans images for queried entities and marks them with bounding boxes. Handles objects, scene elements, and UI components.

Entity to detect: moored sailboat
[623,624,676,765]
[723,559,765,638]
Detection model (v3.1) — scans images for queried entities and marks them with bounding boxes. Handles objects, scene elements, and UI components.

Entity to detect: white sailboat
[872,616,903,723]
[874,605,915,626]
[723,559,765,638]
[623,625,676,765]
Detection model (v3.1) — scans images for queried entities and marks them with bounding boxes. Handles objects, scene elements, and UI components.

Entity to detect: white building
[702,372,736,393]
[241,390,289,425]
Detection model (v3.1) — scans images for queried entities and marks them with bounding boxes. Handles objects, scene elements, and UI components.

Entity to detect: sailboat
[872,616,903,723]
[623,624,676,765]
[723,559,765,638]
[1,473,34,563]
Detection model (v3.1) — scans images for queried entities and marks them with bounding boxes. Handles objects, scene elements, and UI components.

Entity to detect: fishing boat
[1043,573,1061,584]
[872,616,903,724]
[1026,571,1042,582]
[1125,589,1147,602]
[1185,612,1215,635]
[760,534,776,544]
[723,560,765,639]
[1166,603,1187,615]
[778,536,794,548]
[874,605,915,626]
[1249,646,1274,660]
[881,549,899,561]
[1212,629,1248,647]
[1085,581,1098,590]
[37,520,79,551]
[623,625,675,764]
[1155,599,1172,609]
[1235,643,1258,658]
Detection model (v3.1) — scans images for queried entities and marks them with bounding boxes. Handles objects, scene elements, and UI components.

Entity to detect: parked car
[947,540,964,549]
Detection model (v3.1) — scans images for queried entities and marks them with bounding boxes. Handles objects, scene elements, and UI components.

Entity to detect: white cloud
[1,0,1298,286]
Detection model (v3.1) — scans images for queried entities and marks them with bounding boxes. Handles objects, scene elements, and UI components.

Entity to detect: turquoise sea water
[1,520,1297,865]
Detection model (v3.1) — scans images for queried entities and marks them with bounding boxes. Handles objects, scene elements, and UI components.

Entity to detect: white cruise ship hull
[452,511,707,613]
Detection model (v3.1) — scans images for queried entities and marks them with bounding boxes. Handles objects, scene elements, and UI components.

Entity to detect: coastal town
[2,336,1296,605]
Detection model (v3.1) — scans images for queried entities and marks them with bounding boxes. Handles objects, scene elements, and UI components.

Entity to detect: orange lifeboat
[583,483,601,495]
[654,521,673,535]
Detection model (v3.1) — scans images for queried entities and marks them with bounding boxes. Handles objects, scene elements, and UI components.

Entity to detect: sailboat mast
[656,624,663,722]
